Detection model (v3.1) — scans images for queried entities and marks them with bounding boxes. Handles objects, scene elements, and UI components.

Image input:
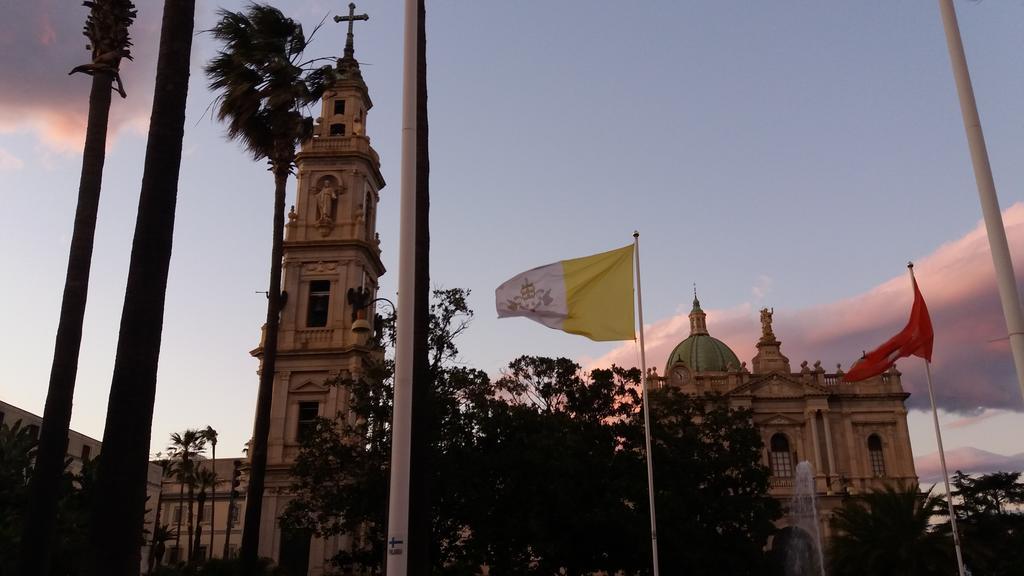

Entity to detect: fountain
[785,461,826,576]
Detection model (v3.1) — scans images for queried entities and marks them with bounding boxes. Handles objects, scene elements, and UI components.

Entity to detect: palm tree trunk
[147,492,164,574]
[222,499,234,559]
[176,478,185,561]
[192,492,206,563]
[186,484,196,561]
[408,0,433,571]
[240,166,289,567]
[18,70,114,576]
[209,447,216,557]
[86,2,195,574]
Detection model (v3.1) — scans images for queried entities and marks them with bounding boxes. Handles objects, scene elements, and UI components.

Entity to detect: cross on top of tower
[333,2,369,60]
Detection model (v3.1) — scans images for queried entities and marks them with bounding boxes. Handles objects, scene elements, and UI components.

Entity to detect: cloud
[0,148,24,171]
[593,203,1024,413]
[915,447,1024,484]
[751,275,773,303]
[0,0,161,151]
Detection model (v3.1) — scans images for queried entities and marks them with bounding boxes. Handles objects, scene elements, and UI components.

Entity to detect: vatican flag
[495,245,635,341]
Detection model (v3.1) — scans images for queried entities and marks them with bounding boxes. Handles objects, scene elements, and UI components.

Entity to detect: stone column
[843,415,861,493]
[895,408,914,480]
[822,409,838,492]
[807,410,823,477]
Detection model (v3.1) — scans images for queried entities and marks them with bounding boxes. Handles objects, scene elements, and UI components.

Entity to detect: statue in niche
[315,176,344,225]
[759,307,776,341]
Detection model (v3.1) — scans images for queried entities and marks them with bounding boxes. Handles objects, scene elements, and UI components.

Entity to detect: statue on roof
[759,307,775,342]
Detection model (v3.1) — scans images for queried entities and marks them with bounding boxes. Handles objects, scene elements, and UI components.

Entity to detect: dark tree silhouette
[204,4,334,567]
[86,1,196,573]
[19,2,135,573]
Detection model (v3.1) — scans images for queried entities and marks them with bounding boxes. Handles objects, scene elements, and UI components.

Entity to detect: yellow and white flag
[495,245,635,341]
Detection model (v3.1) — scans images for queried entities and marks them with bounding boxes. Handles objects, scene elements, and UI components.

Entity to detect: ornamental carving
[306,261,338,273]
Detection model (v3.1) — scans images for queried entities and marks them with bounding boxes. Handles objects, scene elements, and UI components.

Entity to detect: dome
[663,293,741,374]
[665,333,741,373]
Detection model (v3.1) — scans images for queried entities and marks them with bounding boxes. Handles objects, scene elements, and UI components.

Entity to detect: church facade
[655,296,919,545]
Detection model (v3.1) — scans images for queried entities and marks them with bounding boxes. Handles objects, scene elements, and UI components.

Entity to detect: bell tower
[252,4,384,572]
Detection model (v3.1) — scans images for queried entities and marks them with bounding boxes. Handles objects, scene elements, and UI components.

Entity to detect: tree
[86,1,197,573]
[638,388,781,575]
[204,5,335,566]
[2,421,37,573]
[192,467,219,563]
[203,426,219,558]
[828,484,953,576]
[148,455,175,574]
[2,421,101,576]
[168,429,207,564]
[282,290,780,575]
[20,1,136,573]
[951,471,1024,576]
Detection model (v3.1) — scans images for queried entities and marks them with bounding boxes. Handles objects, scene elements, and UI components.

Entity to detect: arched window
[770,433,793,478]
[868,434,886,477]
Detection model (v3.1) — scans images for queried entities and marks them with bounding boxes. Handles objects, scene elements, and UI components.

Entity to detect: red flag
[843,276,934,382]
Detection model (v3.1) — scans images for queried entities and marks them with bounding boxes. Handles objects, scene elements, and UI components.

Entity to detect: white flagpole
[385,0,417,572]
[633,231,661,576]
[937,0,1024,402]
[911,265,966,576]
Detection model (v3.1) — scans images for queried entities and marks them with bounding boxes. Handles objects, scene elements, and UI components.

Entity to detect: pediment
[728,373,830,398]
[289,379,330,393]
[756,413,803,427]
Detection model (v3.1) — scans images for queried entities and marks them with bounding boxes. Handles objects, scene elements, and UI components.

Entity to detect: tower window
[296,401,320,441]
[81,444,91,461]
[770,433,793,478]
[333,99,346,115]
[329,123,345,136]
[868,434,886,477]
[307,280,331,327]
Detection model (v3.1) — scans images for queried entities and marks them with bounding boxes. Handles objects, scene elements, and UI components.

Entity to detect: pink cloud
[0,1,160,151]
[593,204,1024,413]
[915,447,1024,484]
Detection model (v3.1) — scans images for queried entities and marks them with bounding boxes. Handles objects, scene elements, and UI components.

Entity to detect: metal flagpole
[923,361,967,576]
[633,231,661,576]
[937,0,1024,403]
[910,266,967,576]
[385,0,418,572]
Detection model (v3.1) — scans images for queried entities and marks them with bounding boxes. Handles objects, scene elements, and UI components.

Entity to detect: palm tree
[20,2,136,574]
[149,524,177,572]
[829,484,954,576]
[167,429,207,564]
[147,455,174,573]
[85,1,197,574]
[205,5,334,566]
[192,467,219,564]
[204,426,218,557]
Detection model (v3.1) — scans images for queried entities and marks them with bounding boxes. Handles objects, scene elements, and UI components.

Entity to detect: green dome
[665,333,741,374]
[664,294,741,374]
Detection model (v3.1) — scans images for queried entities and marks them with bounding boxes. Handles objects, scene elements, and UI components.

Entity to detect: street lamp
[347,286,395,335]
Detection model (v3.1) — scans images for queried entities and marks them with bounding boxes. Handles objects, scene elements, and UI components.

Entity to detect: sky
[1,1,1023,475]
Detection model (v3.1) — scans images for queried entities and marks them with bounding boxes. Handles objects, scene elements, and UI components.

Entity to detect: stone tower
[250,13,384,573]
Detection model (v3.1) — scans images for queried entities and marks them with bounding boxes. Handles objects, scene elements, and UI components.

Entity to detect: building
[655,296,918,558]
[0,400,164,573]
[156,457,246,567]
[246,12,386,575]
